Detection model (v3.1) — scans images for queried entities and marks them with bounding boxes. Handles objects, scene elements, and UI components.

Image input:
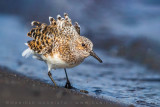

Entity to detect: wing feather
[25,13,80,55]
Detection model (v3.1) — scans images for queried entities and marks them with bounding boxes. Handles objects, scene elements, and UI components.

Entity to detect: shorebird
[22,13,102,88]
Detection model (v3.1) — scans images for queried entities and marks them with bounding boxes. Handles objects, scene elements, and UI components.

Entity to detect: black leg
[64,68,72,89]
[48,71,57,88]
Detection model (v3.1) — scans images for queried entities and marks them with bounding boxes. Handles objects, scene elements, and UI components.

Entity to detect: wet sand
[0,67,131,107]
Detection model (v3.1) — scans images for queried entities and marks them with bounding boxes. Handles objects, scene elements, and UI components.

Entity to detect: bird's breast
[42,53,81,69]
[43,54,67,68]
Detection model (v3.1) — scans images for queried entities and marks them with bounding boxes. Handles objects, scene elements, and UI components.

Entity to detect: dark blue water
[0,15,160,107]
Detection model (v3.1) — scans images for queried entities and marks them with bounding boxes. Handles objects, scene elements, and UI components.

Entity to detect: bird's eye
[82,43,85,47]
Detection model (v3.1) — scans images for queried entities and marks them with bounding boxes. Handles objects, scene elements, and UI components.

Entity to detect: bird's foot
[65,81,72,89]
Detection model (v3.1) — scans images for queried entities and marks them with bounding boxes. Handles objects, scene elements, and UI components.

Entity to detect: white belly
[33,53,81,69]
[42,54,69,69]
[23,48,78,69]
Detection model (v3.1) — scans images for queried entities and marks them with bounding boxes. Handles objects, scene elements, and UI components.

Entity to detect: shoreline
[0,66,132,107]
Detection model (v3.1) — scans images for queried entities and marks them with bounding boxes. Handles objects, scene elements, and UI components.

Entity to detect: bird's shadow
[64,82,89,94]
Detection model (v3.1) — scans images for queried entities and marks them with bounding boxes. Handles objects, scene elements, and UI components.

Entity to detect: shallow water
[0,15,160,107]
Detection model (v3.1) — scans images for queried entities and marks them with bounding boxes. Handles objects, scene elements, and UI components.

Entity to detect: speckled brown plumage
[26,13,82,65]
[22,13,102,87]
[27,24,55,56]
[23,13,102,69]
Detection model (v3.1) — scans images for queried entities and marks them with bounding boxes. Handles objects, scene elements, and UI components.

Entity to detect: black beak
[90,51,103,63]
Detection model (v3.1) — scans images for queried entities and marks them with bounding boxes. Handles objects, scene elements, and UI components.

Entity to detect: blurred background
[0,0,160,106]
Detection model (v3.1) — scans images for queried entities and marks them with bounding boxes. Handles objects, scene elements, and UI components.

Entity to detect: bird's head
[75,36,102,63]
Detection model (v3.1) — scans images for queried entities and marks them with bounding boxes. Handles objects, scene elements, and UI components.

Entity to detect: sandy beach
[0,66,131,107]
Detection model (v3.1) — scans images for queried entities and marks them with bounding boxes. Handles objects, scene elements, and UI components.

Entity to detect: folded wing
[25,13,81,55]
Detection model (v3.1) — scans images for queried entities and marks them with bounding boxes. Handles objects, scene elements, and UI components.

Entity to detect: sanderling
[22,13,102,88]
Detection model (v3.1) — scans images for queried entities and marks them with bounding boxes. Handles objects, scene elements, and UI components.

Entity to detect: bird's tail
[22,45,33,58]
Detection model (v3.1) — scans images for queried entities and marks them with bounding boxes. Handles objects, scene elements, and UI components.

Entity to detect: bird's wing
[26,13,80,55]
[51,13,80,38]
[74,22,80,35]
